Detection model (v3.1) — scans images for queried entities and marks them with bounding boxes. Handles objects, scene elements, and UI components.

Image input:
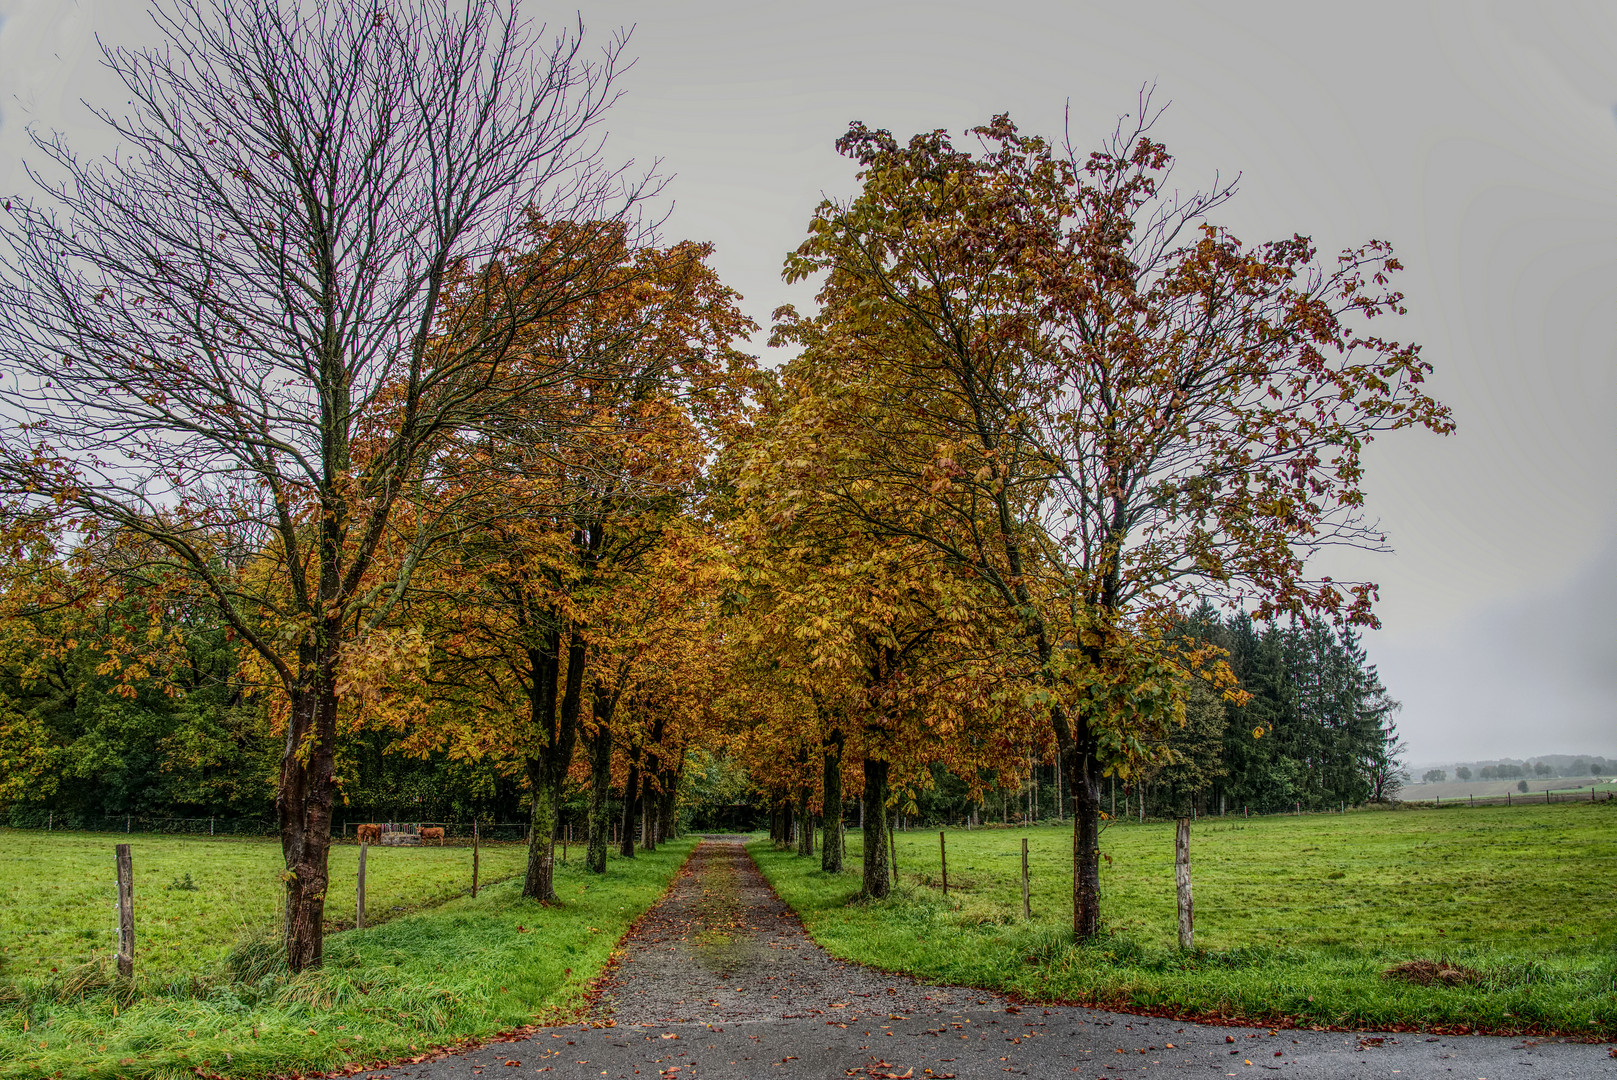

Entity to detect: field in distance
[1404,775,1615,801]
[0,830,533,978]
[754,801,1617,1035]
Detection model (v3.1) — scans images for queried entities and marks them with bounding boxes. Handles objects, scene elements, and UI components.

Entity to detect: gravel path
[355,837,1614,1080]
[593,835,1005,1026]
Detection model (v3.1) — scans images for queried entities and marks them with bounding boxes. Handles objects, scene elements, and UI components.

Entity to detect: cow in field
[420,826,445,846]
[356,823,382,844]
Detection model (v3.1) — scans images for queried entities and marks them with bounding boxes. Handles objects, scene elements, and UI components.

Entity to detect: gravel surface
[354,837,1615,1080]
[594,834,1006,1026]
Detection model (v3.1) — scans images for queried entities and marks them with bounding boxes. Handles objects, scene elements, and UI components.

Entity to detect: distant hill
[1406,753,1611,784]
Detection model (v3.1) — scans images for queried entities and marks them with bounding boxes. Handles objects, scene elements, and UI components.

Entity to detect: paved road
[356,837,1613,1080]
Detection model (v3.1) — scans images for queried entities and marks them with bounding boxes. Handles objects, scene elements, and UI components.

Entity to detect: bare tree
[0,0,647,971]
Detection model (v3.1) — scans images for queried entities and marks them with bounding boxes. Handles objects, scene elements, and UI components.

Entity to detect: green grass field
[751,802,1617,1036]
[0,830,694,1079]
[0,832,537,978]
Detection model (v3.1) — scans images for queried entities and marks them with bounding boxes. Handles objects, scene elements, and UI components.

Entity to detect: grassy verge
[0,835,694,1079]
[750,803,1617,1036]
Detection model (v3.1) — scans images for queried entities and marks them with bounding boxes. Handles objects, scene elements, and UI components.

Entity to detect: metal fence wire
[2,809,543,841]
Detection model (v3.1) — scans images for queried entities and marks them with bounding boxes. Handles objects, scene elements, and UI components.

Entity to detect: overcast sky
[2,1,1613,763]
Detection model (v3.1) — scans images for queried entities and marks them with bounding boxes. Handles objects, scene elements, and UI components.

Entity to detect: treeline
[804,609,1406,828]
[1158,612,1403,814]
[0,581,532,826]
[1421,757,1609,783]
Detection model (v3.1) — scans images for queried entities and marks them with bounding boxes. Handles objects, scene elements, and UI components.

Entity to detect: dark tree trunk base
[860,756,890,899]
[821,744,843,873]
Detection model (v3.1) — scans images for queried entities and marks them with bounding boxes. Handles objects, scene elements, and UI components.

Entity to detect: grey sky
[2,1,1613,760]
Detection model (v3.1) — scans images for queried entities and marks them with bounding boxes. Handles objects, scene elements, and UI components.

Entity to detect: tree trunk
[640,769,658,852]
[1065,722,1103,940]
[860,756,890,899]
[641,715,664,852]
[585,686,614,874]
[523,757,560,901]
[523,625,584,903]
[278,679,338,972]
[796,783,814,857]
[657,759,680,842]
[821,738,843,872]
[619,752,639,858]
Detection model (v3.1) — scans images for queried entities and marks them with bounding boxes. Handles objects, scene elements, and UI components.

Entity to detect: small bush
[166,872,199,891]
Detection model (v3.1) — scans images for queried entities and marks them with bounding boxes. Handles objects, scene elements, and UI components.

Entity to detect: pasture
[0,831,532,978]
[0,830,695,1079]
[752,801,1617,1035]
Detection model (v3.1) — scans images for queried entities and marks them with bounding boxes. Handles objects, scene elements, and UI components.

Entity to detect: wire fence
[4,809,277,835]
[1,810,541,842]
[5,784,1611,840]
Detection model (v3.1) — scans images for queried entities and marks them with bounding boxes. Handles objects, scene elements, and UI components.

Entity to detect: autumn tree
[769,103,1453,937]
[0,0,643,969]
[733,408,1022,896]
[365,227,753,902]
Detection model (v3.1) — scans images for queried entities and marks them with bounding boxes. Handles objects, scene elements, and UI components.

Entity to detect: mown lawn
[0,831,694,1079]
[751,802,1617,1036]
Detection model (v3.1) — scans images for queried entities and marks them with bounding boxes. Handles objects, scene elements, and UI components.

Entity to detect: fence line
[1,811,539,841]
[6,786,1611,838]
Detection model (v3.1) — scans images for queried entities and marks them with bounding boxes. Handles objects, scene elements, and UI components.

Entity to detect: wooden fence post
[356,841,368,929]
[115,843,134,978]
[1175,817,1194,951]
[1020,837,1031,919]
[939,831,948,896]
[472,823,480,899]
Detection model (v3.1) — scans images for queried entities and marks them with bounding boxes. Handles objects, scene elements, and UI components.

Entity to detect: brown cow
[356,823,382,844]
[420,826,445,846]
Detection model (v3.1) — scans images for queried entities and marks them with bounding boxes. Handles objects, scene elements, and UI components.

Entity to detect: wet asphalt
[352,837,1615,1080]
